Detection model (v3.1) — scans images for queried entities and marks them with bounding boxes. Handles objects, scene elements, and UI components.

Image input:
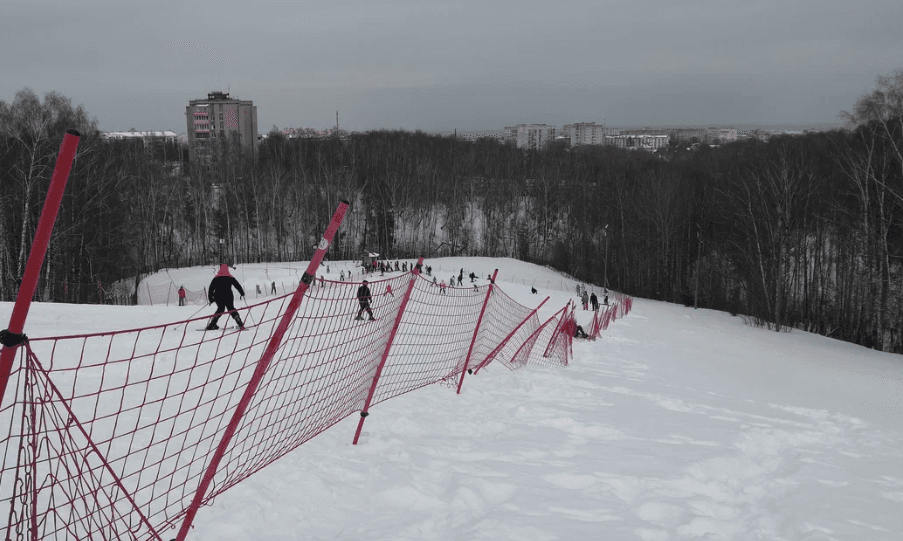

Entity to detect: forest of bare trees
[1,71,901,351]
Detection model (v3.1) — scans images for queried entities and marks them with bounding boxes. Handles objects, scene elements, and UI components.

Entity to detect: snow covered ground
[2,257,902,540]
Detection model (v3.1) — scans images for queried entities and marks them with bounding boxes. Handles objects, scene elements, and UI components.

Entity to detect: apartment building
[186,91,258,169]
[515,124,557,150]
[562,122,610,146]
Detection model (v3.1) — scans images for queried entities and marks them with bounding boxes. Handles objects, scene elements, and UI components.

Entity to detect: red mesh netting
[0,272,615,540]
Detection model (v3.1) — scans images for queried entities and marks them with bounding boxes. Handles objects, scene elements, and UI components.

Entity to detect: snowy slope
[2,257,901,540]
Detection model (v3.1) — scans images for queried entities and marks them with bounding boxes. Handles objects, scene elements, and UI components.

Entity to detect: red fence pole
[589,308,600,339]
[472,296,549,374]
[0,130,80,409]
[352,257,424,445]
[543,301,575,358]
[456,268,498,394]
[176,201,349,541]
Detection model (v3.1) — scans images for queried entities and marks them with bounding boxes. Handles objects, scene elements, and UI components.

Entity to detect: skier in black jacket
[355,280,375,321]
[205,264,245,330]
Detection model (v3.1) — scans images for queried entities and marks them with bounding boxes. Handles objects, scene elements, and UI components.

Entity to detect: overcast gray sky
[2,0,901,132]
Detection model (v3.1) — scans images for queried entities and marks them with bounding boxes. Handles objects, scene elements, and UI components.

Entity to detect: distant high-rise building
[186,91,258,170]
[503,126,518,145]
[515,124,556,150]
[716,128,738,142]
[562,122,612,146]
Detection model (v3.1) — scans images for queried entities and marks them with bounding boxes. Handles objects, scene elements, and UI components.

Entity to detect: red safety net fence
[0,267,583,540]
[589,294,633,339]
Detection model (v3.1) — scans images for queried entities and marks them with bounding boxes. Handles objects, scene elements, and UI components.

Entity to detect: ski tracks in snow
[584,333,903,540]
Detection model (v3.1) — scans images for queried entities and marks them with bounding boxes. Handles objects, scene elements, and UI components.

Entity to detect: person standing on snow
[590,292,599,311]
[178,285,186,306]
[355,280,376,320]
[206,264,245,330]
[582,290,589,310]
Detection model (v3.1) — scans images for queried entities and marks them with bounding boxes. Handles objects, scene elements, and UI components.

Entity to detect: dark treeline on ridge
[1,72,902,352]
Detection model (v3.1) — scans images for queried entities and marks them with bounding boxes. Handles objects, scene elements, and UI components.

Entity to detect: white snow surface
[2,257,902,540]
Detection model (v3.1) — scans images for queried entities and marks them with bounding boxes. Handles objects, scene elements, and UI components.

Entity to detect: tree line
[1,72,901,351]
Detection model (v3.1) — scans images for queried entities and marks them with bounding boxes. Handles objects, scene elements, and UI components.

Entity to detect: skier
[178,286,186,306]
[355,280,375,321]
[439,279,447,295]
[386,283,394,297]
[205,264,245,330]
[574,325,588,339]
[590,292,599,311]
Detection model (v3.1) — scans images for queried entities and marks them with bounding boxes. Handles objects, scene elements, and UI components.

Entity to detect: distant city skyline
[3,1,901,133]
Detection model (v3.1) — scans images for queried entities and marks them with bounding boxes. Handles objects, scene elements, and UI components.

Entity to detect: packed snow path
[191,295,901,540]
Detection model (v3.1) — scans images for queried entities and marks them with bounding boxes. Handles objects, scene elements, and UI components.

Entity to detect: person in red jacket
[205,264,245,330]
[178,285,186,306]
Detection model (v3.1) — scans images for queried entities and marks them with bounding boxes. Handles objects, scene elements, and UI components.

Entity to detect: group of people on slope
[194,264,381,329]
[578,288,608,311]
[193,264,610,333]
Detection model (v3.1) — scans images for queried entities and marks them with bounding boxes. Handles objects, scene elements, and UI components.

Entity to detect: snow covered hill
[2,257,901,540]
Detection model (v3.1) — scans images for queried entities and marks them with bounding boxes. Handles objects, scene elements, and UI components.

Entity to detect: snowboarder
[178,286,186,306]
[205,264,245,330]
[355,280,375,320]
